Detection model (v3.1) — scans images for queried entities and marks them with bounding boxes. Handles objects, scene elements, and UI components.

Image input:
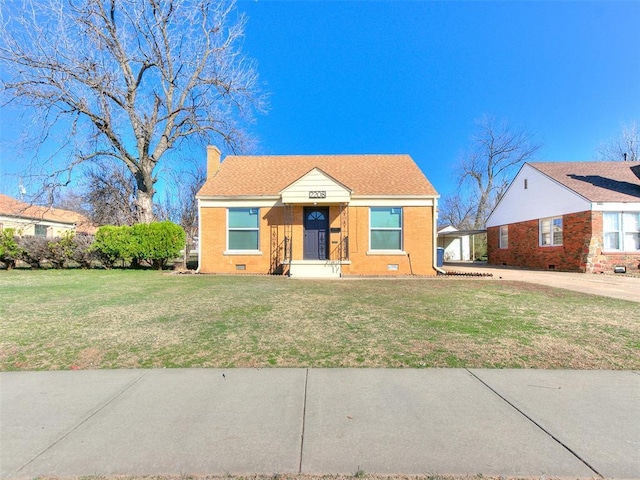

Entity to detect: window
[499,225,508,249]
[604,212,640,251]
[34,224,48,237]
[307,211,325,221]
[370,207,402,250]
[540,216,562,246]
[227,208,259,251]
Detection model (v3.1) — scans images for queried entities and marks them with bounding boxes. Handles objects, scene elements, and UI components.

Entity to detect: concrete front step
[288,260,342,278]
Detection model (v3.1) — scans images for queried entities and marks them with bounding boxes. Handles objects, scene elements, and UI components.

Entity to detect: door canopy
[280,168,352,204]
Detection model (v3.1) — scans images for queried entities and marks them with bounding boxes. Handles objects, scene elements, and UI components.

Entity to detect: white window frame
[539,216,562,247]
[499,225,508,249]
[369,207,403,252]
[34,224,48,237]
[603,211,640,252]
[226,207,260,253]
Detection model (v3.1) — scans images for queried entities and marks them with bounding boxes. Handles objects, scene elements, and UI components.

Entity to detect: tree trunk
[134,165,156,224]
[135,189,155,224]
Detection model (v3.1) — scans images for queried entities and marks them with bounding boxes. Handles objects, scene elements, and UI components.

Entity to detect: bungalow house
[486,162,640,273]
[196,147,440,277]
[0,193,96,237]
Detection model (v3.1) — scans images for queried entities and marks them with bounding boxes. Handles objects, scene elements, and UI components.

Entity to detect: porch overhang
[280,167,352,204]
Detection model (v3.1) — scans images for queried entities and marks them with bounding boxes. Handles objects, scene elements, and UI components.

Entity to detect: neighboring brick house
[0,193,96,237]
[486,162,640,273]
[196,147,440,277]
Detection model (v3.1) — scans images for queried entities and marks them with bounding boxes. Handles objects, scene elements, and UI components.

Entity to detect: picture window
[227,208,259,251]
[370,207,402,250]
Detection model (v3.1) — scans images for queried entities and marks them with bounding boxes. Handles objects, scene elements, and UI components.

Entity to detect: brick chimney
[206,145,221,178]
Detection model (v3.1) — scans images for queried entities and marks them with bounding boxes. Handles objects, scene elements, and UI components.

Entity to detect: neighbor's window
[370,207,402,250]
[228,208,259,250]
[540,216,562,246]
[604,212,640,251]
[499,225,508,249]
[34,224,48,237]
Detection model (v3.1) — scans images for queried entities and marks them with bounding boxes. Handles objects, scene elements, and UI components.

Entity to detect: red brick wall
[488,211,591,272]
[488,210,640,273]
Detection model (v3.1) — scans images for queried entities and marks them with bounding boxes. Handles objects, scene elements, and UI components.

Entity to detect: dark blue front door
[304,208,329,260]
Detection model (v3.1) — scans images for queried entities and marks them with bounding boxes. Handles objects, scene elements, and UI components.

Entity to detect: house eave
[0,213,77,227]
[196,194,280,201]
[353,194,440,199]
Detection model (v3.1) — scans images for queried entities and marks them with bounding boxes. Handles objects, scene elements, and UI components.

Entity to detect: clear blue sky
[0,1,638,201]
[236,0,640,198]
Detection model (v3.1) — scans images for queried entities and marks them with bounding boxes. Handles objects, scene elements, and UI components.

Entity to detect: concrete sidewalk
[1,369,639,479]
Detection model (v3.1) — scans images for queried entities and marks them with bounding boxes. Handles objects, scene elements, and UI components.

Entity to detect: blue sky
[1,0,638,200]
[236,0,640,198]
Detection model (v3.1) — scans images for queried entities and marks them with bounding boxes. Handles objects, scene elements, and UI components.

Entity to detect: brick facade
[488,210,640,273]
[199,204,436,276]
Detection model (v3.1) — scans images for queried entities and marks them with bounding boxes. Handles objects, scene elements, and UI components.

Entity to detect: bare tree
[84,161,138,226]
[596,121,639,162]
[155,158,205,267]
[53,190,91,218]
[456,115,541,229]
[438,193,476,230]
[0,0,266,223]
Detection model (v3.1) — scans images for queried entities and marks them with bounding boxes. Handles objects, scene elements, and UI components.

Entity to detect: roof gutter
[432,197,446,275]
[196,197,202,274]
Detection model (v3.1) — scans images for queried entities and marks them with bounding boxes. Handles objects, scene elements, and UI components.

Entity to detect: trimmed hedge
[2,221,185,270]
[132,221,186,270]
[92,221,185,270]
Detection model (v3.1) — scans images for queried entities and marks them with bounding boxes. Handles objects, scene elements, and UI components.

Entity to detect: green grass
[1,269,639,371]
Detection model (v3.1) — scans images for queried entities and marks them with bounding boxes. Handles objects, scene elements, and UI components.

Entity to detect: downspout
[433,199,446,275]
[195,197,202,274]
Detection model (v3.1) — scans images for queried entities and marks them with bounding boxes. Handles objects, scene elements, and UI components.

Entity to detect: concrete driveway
[443,262,640,303]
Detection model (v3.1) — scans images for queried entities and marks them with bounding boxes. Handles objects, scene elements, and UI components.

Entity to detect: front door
[304,207,329,260]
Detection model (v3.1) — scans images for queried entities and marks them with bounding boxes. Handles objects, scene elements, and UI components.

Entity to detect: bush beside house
[1,221,185,270]
[92,221,186,270]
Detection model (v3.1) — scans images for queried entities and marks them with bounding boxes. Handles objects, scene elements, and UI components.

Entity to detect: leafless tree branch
[0,0,267,222]
[454,115,541,229]
[596,121,639,162]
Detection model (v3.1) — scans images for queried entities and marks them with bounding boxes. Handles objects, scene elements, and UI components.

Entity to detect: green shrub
[0,228,22,269]
[92,225,136,268]
[92,222,185,269]
[132,221,186,270]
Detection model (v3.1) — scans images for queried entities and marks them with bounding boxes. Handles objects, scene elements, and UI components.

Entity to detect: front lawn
[1,270,638,370]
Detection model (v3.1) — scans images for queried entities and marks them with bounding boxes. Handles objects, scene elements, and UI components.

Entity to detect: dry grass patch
[1,270,638,371]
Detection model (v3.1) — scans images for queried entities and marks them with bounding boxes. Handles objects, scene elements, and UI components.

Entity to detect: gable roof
[198,154,438,197]
[529,162,640,202]
[0,193,95,233]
